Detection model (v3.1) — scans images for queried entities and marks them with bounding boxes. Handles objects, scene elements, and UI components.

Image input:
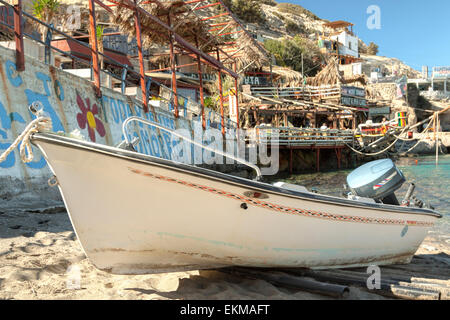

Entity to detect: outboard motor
[346,159,406,205]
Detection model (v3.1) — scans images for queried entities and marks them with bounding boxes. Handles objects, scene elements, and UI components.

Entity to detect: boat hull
[33,134,440,274]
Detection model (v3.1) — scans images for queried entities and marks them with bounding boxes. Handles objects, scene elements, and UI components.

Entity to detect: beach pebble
[34,232,49,239]
[21,232,35,238]
[422,245,437,251]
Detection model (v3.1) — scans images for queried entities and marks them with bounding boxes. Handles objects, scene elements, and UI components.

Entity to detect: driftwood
[216,259,449,300]
[284,268,448,300]
[219,267,350,298]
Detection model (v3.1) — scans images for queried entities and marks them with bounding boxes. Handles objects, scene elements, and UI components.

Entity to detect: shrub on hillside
[277,3,320,20]
[259,0,277,6]
[264,36,324,76]
[367,42,379,55]
[285,20,304,34]
[223,0,266,24]
[358,39,368,54]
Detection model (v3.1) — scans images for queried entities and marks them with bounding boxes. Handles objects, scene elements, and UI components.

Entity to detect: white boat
[27,116,441,275]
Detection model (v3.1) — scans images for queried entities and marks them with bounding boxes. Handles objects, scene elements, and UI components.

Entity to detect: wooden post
[275,108,279,127]
[88,0,101,97]
[134,0,147,113]
[195,37,205,130]
[316,148,320,172]
[216,49,225,137]
[436,113,439,165]
[254,108,260,126]
[13,0,24,71]
[233,61,240,129]
[335,147,342,169]
[168,14,179,118]
[289,148,293,174]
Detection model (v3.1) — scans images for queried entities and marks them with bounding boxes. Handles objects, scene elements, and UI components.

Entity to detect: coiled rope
[0,103,52,164]
[344,108,449,157]
[343,125,410,157]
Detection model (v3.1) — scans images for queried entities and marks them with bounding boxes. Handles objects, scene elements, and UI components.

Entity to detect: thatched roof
[305,57,367,86]
[109,0,269,72]
[111,0,219,51]
[307,57,343,86]
[342,74,367,86]
[262,66,304,87]
[233,33,269,69]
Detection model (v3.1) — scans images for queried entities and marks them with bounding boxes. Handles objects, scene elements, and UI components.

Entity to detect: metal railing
[251,85,341,100]
[253,126,355,147]
[122,116,262,179]
[0,0,238,130]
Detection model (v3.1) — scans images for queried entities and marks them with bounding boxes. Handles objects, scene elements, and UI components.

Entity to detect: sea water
[274,155,450,236]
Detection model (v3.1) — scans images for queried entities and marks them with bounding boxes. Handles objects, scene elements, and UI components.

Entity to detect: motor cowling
[346,159,406,205]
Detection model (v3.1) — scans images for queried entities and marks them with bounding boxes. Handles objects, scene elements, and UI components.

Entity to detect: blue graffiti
[23,89,66,169]
[0,100,11,130]
[0,61,67,170]
[5,60,23,87]
[0,142,15,168]
[103,95,176,160]
[36,72,53,96]
[54,80,64,101]
[24,90,65,133]
[1,58,193,173]
[0,100,25,168]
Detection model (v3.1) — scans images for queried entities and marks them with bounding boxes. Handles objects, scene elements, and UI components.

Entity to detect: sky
[289,0,449,71]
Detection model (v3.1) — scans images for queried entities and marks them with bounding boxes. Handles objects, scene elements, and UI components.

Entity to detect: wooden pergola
[89,0,268,134]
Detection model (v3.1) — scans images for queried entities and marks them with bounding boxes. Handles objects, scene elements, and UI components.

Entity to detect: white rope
[344,125,410,157]
[391,117,435,154]
[344,109,447,157]
[0,116,52,164]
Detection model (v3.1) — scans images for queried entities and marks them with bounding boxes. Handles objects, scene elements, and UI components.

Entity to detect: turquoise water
[272,155,450,235]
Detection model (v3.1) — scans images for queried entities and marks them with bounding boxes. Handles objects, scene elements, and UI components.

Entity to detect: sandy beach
[0,209,448,300]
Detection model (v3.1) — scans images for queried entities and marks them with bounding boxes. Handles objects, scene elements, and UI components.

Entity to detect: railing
[122,116,262,179]
[0,0,239,131]
[250,85,342,101]
[252,126,355,147]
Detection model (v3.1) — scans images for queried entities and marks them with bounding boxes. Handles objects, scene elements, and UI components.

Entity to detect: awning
[51,39,132,67]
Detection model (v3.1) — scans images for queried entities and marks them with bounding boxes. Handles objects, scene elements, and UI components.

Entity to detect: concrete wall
[0,45,223,210]
[331,32,358,58]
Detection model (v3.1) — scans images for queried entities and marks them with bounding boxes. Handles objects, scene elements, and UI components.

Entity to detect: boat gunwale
[31,132,443,220]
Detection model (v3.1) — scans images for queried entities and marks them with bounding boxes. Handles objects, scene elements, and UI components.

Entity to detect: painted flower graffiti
[76,94,106,142]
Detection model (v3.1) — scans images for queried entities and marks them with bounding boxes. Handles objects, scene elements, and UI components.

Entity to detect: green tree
[277,3,320,20]
[367,42,379,55]
[223,0,266,24]
[96,25,105,69]
[264,36,324,76]
[32,0,60,40]
[285,20,303,35]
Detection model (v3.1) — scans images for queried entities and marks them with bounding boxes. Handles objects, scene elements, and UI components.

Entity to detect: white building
[318,21,360,65]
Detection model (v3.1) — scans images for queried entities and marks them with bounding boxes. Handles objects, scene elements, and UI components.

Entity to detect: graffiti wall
[0,45,200,208]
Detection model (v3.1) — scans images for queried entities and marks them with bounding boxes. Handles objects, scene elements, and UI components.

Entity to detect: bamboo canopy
[307,57,367,86]
[111,0,217,50]
[109,0,269,70]
[307,57,343,86]
[232,31,269,69]
[264,66,305,87]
